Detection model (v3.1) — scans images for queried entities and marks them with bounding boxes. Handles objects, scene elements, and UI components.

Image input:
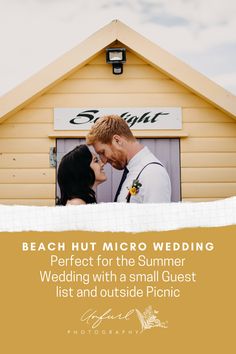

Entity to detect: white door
[56,138,181,202]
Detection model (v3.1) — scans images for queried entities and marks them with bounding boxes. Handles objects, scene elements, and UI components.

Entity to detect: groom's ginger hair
[86,115,135,144]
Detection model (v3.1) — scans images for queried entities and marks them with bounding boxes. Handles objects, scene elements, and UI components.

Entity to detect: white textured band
[0,197,236,232]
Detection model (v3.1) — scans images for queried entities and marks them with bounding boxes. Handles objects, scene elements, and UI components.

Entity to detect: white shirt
[117,146,171,203]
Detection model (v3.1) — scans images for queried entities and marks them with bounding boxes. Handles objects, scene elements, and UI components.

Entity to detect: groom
[86,115,171,203]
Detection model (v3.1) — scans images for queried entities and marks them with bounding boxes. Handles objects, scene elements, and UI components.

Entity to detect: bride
[57,144,107,205]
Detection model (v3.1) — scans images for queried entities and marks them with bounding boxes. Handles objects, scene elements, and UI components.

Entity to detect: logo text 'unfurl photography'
[67,306,168,335]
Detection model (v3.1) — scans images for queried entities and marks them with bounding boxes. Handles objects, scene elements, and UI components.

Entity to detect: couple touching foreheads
[58,115,171,205]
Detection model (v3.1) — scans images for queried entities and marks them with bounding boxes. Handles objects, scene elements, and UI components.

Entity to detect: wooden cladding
[0,50,236,204]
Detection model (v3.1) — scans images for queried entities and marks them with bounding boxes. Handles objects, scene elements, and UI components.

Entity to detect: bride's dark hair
[57,145,96,205]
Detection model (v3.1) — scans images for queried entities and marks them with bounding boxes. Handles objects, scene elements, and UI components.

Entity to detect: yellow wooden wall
[0,48,236,204]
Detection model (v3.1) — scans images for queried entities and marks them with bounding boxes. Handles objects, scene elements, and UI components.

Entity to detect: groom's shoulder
[142,148,163,166]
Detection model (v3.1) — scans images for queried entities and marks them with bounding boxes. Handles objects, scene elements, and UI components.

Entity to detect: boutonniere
[126,179,142,201]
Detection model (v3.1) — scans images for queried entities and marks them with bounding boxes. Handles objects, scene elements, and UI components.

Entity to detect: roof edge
[115,21,236,119]
[0,20,118,123]
[0,19,235,122]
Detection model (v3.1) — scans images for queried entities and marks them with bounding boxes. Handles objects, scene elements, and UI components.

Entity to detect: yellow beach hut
[0,20,235,205]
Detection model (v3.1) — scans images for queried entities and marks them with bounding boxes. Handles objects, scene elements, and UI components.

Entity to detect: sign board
[54,108,182,130]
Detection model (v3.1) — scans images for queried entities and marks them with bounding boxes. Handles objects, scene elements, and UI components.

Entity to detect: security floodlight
[106,48,126,75]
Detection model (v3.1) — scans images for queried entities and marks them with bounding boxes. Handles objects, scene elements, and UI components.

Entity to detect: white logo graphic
[135,306,168,332]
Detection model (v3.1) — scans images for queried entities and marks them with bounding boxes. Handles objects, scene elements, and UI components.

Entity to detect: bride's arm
[66,198,86,205]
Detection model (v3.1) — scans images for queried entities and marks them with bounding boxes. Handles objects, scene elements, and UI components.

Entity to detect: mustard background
[0,226,235,353]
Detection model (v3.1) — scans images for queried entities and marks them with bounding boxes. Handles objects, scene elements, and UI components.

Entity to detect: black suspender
[126,162,163,203]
